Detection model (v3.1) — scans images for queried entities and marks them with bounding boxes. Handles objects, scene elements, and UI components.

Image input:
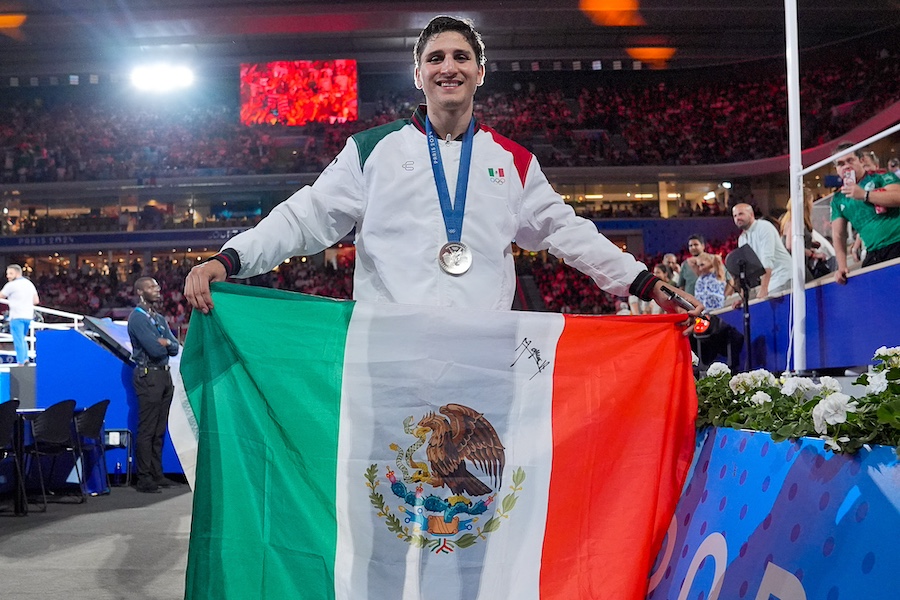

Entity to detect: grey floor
[0,485,192,600]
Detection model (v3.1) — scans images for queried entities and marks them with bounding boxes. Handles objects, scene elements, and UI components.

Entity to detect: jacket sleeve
[223,139,365,278]
[128,315,170,361]
[513,156,646,297]
[164,321,179,357]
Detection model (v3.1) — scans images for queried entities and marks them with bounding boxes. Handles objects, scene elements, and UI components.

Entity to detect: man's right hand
[185,260,227,314]
[834,266,849,285]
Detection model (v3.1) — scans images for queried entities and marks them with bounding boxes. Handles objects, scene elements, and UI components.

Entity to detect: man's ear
[477,65,485,87]
[414,67,423,90]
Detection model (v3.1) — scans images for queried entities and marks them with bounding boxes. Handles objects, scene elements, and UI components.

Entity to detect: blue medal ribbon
[425,116,475,244]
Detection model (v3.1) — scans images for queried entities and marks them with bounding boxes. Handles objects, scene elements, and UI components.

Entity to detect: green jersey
[831,170,900,251]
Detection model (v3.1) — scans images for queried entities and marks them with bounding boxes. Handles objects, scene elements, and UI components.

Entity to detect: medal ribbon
[425,116,475,244]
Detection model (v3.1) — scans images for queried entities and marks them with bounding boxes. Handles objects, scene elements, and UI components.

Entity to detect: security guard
[127,276,180,493]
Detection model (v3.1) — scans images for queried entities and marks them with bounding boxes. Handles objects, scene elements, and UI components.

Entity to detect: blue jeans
[10,319,30,364]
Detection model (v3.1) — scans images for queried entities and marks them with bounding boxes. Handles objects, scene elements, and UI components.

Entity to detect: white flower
[749,391,772,405]
[867,370,889,394]
[780,376,816,399]
[812,393,859,434]
[821,435,850,452]
[873,345,900,368]
[729,369,777,395]
[817,376,842,395]
[691,351,699,367]
[706,362,730,377]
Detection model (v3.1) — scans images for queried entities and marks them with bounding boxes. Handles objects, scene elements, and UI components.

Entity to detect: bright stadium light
[130,64,194,92]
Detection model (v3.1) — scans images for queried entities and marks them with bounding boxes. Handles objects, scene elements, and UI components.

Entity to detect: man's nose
[440,56,457,74]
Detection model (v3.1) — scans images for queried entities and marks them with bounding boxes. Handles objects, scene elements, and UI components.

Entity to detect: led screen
[240,59,358,126]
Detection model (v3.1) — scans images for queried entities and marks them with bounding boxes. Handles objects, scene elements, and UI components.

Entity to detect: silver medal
[439,242,472,275]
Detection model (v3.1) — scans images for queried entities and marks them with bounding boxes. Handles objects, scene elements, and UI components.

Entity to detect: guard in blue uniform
[127,277,179,493]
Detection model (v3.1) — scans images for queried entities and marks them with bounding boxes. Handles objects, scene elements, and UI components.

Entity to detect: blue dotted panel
[648,427,900,600]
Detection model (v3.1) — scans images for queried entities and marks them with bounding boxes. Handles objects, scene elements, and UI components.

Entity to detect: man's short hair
[688,234,705,244]
[414,16,486,67]
[834,141,863,162]
[6,264,22,275]
[134,276,154,292]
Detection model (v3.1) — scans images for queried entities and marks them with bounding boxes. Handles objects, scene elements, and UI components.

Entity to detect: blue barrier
[648,427,900,600]
[717,260,900,372]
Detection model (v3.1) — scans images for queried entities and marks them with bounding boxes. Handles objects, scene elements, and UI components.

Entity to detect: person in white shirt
[0,264,40,365]
[184,16,701,324]
[732,203,792,300]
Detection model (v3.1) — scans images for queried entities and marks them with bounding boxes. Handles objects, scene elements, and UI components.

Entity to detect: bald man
[732,203,792,299]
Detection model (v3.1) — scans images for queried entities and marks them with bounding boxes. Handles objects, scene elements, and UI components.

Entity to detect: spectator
[779,190,835,280]
[830,141,900,284]
[677,234,705,295]
[0,264,40,365]
[732,203,793,300]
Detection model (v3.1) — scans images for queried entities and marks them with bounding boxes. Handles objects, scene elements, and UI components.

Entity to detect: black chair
[74,399,111,494]
[0,399,27,514]
[23,399,84,510]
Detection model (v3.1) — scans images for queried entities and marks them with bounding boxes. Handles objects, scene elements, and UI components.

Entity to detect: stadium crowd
[23,234,744,335]
[1,44,897,183]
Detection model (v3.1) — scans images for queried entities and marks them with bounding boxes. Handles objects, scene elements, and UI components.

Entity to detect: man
[128,277,180,494]
[677,234,705,295]
[732,203,792,299]
[185,16,701,321]
[0,264,39,365]
[831,142,900,284]
[663,253,681,285]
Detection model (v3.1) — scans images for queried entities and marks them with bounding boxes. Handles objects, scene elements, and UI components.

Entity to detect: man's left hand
[650,281,704,336]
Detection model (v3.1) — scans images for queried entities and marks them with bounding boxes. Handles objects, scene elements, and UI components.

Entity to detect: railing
[0,304,83,363]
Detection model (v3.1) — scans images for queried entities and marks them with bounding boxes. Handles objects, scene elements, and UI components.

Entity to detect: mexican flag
[178,283,696,600]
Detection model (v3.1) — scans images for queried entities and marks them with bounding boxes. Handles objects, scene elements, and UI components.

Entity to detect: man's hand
[834,266,849,285]
[841,182,865,200]
[651,282,704,336]
[185,260,227,314]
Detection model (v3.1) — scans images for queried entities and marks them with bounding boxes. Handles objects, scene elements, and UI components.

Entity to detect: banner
[649,428,900,600]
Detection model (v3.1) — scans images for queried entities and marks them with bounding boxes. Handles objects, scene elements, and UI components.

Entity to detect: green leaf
[501,493,518,513]
[482,517,501,533]
[455,534,478,548]
[512,467,526,487]
[877,401,900,429]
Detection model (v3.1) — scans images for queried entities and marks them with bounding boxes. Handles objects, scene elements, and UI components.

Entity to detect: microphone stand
[739,259,753,371]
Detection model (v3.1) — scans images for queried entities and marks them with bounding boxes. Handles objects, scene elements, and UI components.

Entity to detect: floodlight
[130,64,194,92]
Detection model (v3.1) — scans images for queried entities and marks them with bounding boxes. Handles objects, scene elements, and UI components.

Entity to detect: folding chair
[74,399,111,495]
[23,399,84,510]
[0,399,27,514]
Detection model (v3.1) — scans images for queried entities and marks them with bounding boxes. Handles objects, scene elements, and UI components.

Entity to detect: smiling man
[185,16,700,319]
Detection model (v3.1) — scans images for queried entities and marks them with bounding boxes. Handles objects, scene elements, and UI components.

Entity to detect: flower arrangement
[695,346,900,455]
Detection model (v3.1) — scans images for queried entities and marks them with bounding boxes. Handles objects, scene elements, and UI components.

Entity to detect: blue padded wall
[35,329,182,474]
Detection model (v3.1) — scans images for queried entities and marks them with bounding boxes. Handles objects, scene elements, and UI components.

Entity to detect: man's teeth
[440,81,460,87]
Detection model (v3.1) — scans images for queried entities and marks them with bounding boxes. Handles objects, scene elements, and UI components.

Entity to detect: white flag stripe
[334,302,564,600]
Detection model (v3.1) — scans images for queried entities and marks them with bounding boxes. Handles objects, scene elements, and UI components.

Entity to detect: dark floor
[0,483,191,600]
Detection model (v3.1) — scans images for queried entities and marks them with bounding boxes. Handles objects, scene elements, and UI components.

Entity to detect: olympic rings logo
[489,177,505,185]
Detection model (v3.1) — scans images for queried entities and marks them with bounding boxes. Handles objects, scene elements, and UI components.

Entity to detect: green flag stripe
[181,283,355,599]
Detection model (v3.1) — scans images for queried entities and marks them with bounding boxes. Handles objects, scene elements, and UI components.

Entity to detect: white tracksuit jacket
[223,107,647,310]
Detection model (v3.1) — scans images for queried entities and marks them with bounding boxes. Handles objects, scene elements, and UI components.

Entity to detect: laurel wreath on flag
[365,464,526,554]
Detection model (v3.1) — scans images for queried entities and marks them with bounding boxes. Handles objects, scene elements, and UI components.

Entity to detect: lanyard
[425,116,475,244]
[135,306,168,337]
